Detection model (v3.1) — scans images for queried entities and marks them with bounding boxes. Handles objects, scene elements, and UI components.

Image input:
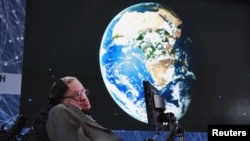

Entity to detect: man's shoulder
[50,103,80,112]
[51,103,66,109]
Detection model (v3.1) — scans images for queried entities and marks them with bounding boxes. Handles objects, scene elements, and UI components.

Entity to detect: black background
[20,0,250,132]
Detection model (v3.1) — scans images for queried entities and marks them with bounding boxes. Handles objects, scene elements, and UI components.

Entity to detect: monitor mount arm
[145,112,184,141]
[160,112,184,141]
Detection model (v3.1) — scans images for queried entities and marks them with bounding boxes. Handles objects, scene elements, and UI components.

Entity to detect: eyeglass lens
[73,89,89,100]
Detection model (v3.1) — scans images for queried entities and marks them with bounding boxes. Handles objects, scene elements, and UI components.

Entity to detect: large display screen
[20,0,250,132]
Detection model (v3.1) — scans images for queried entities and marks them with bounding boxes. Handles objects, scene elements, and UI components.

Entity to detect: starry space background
[18,0,250,132]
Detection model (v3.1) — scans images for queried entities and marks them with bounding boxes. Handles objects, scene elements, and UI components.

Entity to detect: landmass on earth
[112,7,184,87]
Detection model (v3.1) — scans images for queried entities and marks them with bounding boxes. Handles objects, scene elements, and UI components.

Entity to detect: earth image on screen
[99,2,196,124]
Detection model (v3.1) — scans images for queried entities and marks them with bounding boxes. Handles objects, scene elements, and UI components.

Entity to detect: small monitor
[143,80,165,133]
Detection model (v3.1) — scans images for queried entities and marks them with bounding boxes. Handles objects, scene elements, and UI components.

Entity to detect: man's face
[61,79,91,111]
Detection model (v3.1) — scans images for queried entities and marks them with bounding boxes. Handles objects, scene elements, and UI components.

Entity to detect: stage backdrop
[1,0,249,141]
[0,0,26,130]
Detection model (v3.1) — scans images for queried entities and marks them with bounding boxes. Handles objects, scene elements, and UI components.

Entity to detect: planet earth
[99,2,196,124]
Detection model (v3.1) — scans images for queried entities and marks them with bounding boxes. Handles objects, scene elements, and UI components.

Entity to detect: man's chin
[81,106,91,111]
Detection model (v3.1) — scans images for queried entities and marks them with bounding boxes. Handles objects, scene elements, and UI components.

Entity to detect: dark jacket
[46,104,123,141]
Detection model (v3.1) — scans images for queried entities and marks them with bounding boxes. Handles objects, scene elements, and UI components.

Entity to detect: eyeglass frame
[62,89,89,101]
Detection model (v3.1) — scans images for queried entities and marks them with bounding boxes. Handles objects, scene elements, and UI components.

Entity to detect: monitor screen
[143,80,165,133]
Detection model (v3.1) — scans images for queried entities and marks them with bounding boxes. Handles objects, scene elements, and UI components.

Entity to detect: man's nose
[80,94,87,100]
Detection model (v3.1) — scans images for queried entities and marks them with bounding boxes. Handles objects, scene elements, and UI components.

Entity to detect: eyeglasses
[62,89,89,101]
